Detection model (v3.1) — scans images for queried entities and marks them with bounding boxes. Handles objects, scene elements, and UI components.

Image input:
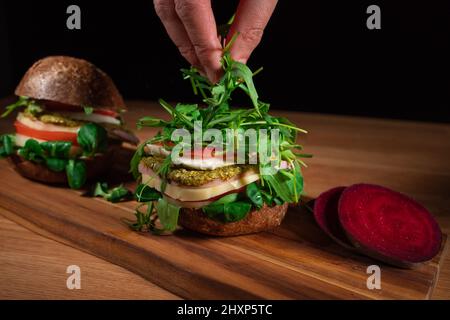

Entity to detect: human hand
[154,0,278,83]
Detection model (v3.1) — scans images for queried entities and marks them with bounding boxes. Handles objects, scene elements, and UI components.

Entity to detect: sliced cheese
[140,167,260,202]
[61,112,121,126]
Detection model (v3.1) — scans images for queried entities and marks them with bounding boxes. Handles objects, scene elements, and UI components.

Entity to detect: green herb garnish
[66,159,87,189]
[83,105,94,115]
[0,134,15,157]
[135,184,161,202]
[131,33,311,233]
[0,118,108,189]
[93,182,132,203]
[77,122,108,157]
[1,96,42,118]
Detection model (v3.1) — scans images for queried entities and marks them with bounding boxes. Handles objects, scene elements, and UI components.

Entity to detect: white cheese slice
[140,167,260,202]
[61,112,121,126]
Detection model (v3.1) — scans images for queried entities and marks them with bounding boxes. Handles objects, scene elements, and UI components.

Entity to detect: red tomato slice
[152,142,235,160]
[14,121,79,145]
[181,146,225,159]
[93,108,119,117]
[43,101,119,118]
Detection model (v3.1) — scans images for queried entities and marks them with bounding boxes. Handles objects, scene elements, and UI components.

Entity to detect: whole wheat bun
[7,147,114,185]
[179,203,288,236]
[15,56,125,110]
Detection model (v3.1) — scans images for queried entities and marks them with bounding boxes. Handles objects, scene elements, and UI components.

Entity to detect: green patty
[140,156,255,187]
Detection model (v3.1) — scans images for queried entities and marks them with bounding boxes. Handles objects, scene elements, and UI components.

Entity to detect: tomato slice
[93,108,119,117]
[14,121,79,145]
[179,146,226,159]
[43,101,119,118]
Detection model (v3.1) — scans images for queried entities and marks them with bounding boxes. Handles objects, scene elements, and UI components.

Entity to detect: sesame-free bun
[179,203,288,236]
[15,56,125,110]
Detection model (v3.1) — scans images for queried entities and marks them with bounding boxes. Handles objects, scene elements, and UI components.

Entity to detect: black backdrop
[1,0,450,122]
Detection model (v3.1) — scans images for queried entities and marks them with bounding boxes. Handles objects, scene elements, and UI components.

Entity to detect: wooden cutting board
[0,148,447,299]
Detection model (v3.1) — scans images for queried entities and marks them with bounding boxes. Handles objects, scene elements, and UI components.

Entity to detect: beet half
[313,187,355,250]
[338,184,442,268]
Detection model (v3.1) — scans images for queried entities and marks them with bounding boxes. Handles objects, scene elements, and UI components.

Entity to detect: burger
[0,56,138,189]
[130,52,309,236]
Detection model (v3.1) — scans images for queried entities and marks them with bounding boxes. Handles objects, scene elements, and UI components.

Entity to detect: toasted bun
[15,56,125,110]
[7,148,114,185]
[179,203,288,236]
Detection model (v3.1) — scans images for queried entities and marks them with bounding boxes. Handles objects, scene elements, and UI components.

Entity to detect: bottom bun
[179,203,288,236]
[8,148,114,185]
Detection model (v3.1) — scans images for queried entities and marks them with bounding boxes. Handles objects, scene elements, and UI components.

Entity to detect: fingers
[153,0,201,70]
[154,0,276,82]
[227,0,278,63]
[174,0,223,82]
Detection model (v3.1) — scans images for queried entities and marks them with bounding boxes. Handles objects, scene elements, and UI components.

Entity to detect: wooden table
[1,100,449,299]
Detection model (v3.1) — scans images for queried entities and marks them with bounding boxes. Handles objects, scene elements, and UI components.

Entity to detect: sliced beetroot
[313,187,355,250]
[338,184,442,268]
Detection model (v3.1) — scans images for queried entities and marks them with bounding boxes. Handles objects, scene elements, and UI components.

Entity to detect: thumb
[227,0,278,63]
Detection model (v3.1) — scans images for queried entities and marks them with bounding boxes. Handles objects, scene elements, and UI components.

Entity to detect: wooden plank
[1,101,449,299]
[0,161,446,299]
[0,214,179,299]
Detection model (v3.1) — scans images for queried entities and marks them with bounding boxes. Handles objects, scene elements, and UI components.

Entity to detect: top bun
[15,56,125,110]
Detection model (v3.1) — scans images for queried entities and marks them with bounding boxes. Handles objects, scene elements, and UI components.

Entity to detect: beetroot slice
[338,184,442,267]
[314,187,355,250]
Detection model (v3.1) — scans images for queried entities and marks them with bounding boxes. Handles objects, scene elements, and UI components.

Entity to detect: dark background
[1,0,449,122]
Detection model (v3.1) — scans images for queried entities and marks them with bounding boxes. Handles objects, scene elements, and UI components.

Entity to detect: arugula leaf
[136,116,168,129]
[156,155,172,192]
[128,202,154,232]
[159,99,194,129]
[77,123,108,157]
[66,159,87,189]
[135,184,161,202]
[2,96,31,118]
[93,182,132,203]
[261,166,303,204]
[217,14,235,41]
[130,142,146,180]
[156,197,180,232]
[230,58,260,115]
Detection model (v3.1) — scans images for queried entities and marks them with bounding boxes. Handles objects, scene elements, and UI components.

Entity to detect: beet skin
[313,187,355,250]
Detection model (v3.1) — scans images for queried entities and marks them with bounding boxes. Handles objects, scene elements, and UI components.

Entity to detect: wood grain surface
[1,100,450,299]
[0,215,178,299]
